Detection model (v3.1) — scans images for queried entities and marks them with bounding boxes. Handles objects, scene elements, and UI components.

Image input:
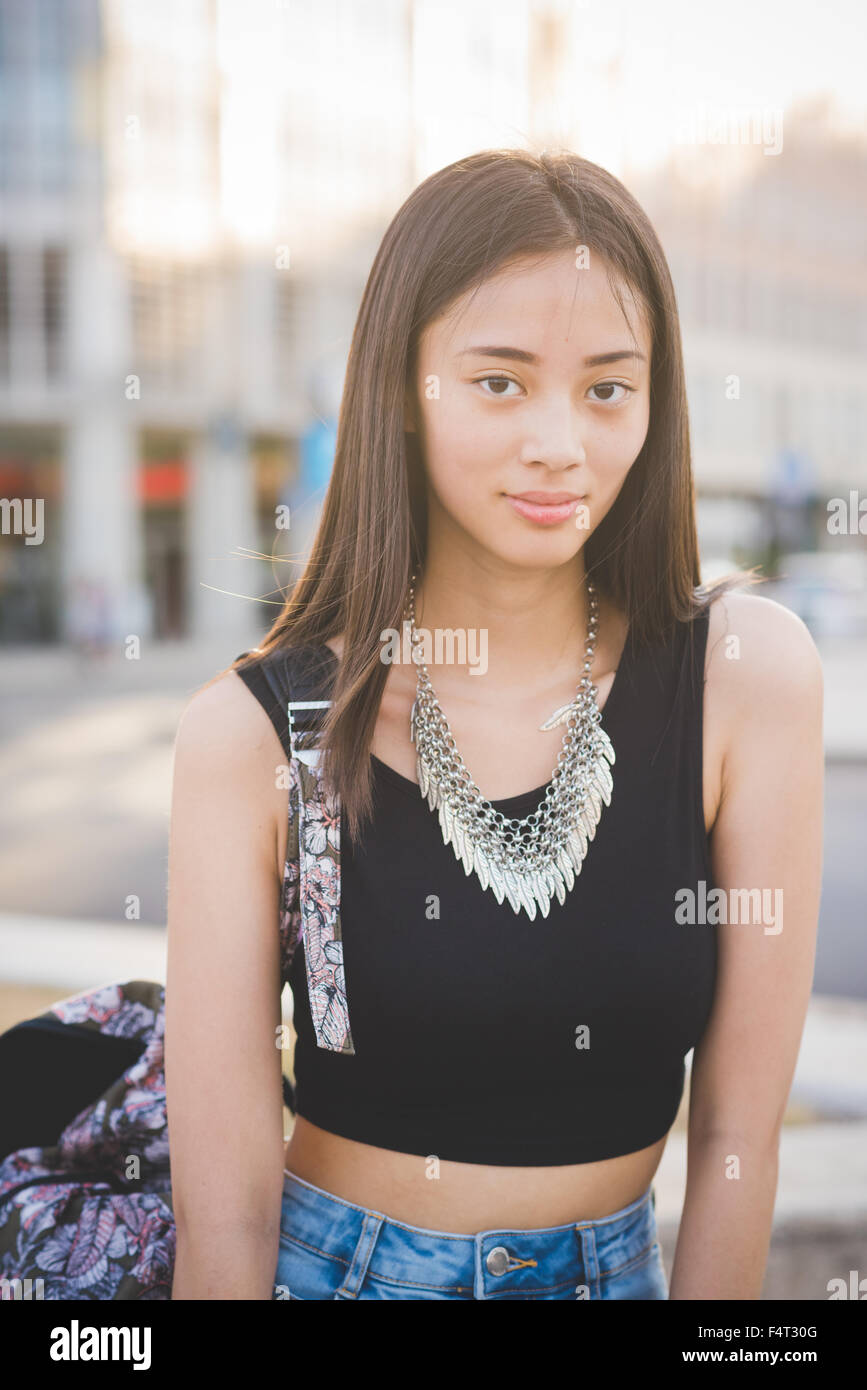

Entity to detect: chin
[484,534,589,571]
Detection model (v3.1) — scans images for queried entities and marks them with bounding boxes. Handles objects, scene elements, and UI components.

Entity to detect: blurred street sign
[299,416,337,499]
[770,446,817,505]
[208,412,244,454]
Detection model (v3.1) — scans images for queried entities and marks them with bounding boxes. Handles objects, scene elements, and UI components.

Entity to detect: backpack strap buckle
[287,698,331,765]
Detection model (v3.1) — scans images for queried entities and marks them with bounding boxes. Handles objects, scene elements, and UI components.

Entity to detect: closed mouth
[506,494,587,504]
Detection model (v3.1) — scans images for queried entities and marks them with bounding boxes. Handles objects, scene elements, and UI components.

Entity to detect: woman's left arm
[668,592,824,1300]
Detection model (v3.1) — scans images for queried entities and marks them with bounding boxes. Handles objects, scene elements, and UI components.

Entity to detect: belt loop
[336,1211,384,1299]
[575,1224,600,1300]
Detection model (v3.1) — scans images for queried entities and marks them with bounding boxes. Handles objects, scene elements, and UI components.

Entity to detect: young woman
[166,149,823,1301]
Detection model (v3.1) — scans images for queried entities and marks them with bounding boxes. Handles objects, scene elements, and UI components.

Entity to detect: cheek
[631,392,652,447]
[425,453,488,518]
[420,394,500,487]
[593,400,650,471]
[420,424,502,528]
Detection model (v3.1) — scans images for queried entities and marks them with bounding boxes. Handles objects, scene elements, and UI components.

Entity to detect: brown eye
[477,376,521,397]
[589,382,633,404]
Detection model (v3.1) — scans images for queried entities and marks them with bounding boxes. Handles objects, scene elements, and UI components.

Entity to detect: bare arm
[166,670,290,1299]
[669,593,824,1300]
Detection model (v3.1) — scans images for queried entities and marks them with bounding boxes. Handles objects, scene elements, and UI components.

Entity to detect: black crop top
[235,606,717,1166]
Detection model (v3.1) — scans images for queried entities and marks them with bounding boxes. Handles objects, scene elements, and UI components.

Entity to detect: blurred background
[0,0,864,1297]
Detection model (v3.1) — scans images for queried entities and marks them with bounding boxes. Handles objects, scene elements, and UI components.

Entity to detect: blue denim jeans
[274,1168,669,1300]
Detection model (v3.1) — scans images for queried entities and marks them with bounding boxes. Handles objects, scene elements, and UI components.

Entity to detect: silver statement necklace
[406,572,615,921]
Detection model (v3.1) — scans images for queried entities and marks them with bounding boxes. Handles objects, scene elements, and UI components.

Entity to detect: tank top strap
[234,643,337,765]
[597,602,711,788]
[622,602,712,871]
[670,603,712,738]
[678,603,712,816]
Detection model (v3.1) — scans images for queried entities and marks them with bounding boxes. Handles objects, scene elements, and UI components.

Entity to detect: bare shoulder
[703,588,824,742]
[174,666,289,784]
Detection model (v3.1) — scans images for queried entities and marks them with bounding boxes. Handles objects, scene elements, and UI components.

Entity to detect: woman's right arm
[165,671,290,1299]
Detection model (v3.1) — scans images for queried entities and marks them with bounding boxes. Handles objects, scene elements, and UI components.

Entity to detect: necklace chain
[404,571,616,920]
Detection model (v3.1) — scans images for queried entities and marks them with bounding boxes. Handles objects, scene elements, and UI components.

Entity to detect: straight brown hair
[216,147,761,841]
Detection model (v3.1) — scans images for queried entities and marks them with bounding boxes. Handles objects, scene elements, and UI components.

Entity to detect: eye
[475,375,522,397]
[588,381,634,405]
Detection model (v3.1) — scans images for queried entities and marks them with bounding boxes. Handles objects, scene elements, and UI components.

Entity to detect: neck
[408,548,594,693]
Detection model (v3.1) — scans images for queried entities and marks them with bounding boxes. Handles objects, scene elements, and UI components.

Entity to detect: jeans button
[486,1246,510,1276]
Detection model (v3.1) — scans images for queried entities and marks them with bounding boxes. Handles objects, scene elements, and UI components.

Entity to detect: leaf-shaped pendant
[538,701,575,732]
[501,866,522,914]
[566,826,588,874]
[487,855,507,906]
[453,817,474,875]
[545,861,567,904]
[517,872,539,920]
[593,757,614,805]
[599,728,616,765]
[473,841,491,892]
[556,845,575,893]
[417,753,429,799]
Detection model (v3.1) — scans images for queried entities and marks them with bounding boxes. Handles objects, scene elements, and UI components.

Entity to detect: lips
[510,492,584,504]
[505,492,587,526]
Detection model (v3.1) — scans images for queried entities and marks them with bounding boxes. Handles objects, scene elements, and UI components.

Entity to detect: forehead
[423,249,651,358]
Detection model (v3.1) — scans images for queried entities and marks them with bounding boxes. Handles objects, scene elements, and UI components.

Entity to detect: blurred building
[0,0,413,644]
[631,99,867,587]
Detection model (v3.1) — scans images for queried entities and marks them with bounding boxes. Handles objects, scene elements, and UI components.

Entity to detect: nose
[518,397,587,471]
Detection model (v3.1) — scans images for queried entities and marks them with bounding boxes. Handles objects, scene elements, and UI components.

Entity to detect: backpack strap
[235,644,355,1062]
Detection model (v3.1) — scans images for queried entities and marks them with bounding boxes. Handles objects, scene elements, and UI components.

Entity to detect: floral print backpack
[0,644,345,1299]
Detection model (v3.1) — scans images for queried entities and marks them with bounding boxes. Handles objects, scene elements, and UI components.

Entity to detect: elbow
[687,1124,783,1165]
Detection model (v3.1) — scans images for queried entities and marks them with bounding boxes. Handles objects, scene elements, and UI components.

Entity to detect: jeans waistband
[281,1167,659,1300]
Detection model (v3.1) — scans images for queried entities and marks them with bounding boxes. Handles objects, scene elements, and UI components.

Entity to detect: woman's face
[407,248,652,571]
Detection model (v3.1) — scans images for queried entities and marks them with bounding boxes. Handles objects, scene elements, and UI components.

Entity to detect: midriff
[283,1121,669,1231]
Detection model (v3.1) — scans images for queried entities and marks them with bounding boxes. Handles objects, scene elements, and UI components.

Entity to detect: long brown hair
[218,148,760,840]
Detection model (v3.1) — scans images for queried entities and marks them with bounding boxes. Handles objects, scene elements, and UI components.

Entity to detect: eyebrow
[456,346,646,367]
